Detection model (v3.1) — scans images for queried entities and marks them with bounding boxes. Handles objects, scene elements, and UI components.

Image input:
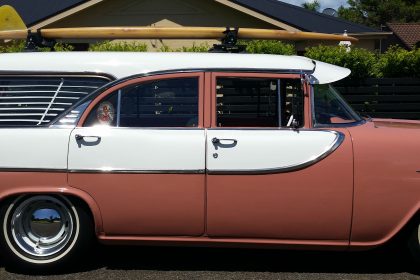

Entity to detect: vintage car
[0,51,419,269]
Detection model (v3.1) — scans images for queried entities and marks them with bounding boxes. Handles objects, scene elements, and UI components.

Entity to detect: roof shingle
[0,0,84,26]
[233,0,380,33]
[386,22,420,50]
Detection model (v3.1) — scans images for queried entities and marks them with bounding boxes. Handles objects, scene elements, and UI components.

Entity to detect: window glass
[84,92,118,127]
[0,76,110,127]
[216,78,303,128]
[84,77,199,127]
[313,84,362,126]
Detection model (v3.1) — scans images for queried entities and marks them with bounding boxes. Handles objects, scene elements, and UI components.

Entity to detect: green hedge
[1,39,419,78]
[305,45,420,79]
[376,46,420,78]
[0,41,74,52]
[304,45,378,79]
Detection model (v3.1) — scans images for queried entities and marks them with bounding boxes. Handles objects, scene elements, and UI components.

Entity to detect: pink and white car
[0,52,418,269]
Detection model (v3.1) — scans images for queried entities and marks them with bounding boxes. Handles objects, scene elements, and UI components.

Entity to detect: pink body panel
[68,173,205,236]
[349,119,420,247]
[0,172,104,234]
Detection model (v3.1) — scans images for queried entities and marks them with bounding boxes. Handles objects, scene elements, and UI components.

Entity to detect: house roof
[1,0,381,35]
[0,0,84,26]
[233,0,380,33]
[386,22,420,50]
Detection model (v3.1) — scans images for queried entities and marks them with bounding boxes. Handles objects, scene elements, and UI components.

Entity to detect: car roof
[0,52,350,84]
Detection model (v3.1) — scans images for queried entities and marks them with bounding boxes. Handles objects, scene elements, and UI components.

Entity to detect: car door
[206,73,354,243]
[67,73,206,236]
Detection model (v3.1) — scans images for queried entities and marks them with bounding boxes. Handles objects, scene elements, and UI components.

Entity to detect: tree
[301,0,321,12]
[338,0,420,28]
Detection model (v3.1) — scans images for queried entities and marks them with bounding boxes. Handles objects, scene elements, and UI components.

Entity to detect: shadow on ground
[1,244,419,276]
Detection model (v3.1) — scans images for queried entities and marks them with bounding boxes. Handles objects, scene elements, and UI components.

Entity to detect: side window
[84,77,199,127]
[216,77,303,127]
[0,76,110,127]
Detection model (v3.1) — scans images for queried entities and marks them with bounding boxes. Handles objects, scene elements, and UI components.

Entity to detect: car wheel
[0,195,93,270]
[408,219,420,263]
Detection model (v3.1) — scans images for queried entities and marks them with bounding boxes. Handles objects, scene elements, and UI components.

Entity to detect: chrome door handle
[75,134,101,141]
[212,137,237,145]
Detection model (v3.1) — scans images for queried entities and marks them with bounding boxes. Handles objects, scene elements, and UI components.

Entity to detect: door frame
[207,72,308,129]
[77,72,205,128]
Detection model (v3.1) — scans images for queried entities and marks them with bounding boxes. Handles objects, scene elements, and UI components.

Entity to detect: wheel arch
[0,187,103,235]
[351,204,420,249]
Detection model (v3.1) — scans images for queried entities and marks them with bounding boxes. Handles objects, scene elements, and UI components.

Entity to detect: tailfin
[0,5,26,31]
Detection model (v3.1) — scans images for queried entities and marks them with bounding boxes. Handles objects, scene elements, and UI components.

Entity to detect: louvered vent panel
[0,77,110,126]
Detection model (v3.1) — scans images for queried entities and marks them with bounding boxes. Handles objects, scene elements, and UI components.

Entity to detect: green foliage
[240,40,296,55]
[158,44,171,52]
[89,41,148,52]
[176,42,210,53]
[301,0,321,12]
[52,42,75,52]
[305,45,377,79]
[0,40,74,52]
[0,40,25,53]
[338,0,420,28]
[377,46,420,78]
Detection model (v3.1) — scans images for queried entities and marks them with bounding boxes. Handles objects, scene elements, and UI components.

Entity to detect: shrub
[240,40,296,55]
[304,45,377,79]
[0,40,25,52]
[176,42,210,53]
[88,41,148,52]
[0,41,74,52]
[377,46,420,78]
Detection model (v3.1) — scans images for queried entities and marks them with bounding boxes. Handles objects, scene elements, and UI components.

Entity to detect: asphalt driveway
[1,245,419,279]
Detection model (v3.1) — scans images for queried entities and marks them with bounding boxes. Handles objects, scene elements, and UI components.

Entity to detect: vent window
[0,76,111,127]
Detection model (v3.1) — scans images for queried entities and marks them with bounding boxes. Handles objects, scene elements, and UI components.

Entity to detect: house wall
[296,39,377,53]
[46,0,278,50]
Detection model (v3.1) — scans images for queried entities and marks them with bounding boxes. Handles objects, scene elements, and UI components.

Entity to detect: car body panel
[206,129,343,173]
[0,52,349,84]
[68,128,206,172]
[0,53,418,253]
[68,173,206,236]
[348,120,420,247]
[206,128,354,240]
[0,128,72,170]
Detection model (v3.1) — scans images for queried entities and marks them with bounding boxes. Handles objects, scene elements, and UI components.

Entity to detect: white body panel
[0,52,349,84]
[206,129,341,172]
[0,128,72,170]
[68,127,205,171]
[310,60,351,84]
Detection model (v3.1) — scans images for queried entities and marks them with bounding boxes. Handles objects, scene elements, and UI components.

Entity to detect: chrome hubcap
[10,196,74,258]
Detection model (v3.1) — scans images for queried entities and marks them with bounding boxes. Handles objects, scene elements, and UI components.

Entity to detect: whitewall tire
[408,220,420,264]
[0,195,93,270]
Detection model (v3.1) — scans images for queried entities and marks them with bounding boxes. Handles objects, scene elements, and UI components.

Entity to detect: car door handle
[212,137,237,145]
[75,134,101,141]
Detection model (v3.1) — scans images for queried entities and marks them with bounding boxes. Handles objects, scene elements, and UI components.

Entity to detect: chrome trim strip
[0,72,116,81]
[68,169,205,174]
[0,168,67,173]
[207,131,345,175]
[0,168,205,174]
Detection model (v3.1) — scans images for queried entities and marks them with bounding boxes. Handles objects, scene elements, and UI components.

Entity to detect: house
[0,0,391,52]
[383,23,420,51]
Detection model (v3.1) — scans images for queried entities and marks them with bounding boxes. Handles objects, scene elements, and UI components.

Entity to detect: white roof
[0,52,350,84]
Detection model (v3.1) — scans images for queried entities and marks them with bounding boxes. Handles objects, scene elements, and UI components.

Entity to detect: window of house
[216,77,303,128]
[84,77,199,127]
